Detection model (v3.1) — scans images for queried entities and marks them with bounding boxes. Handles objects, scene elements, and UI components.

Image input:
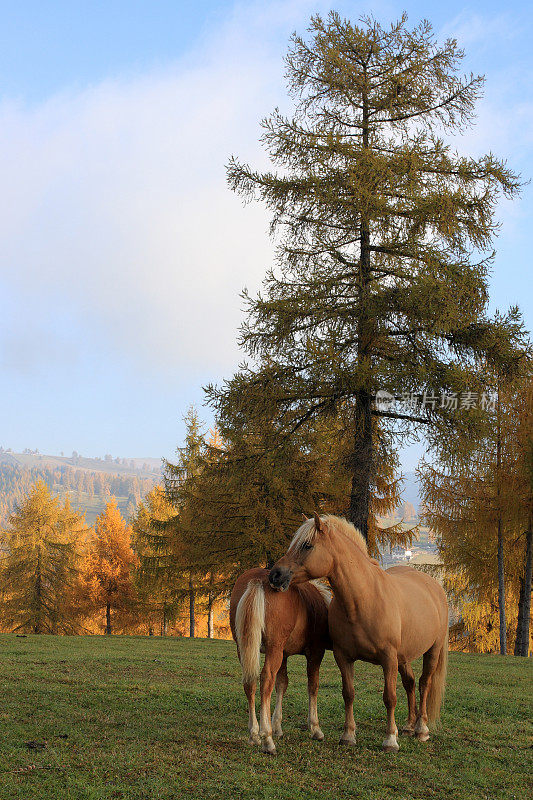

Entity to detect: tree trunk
[514,576,526,656]
[496,388,506,655]
[106,602,112,635]
[348,82,373,544]
[497,524,506,655]
[515,527,532,657]
[189,577,195,638]
[34,547,43,634]
[207,593,214,639]
[161,606,168,636]
[349,389,373,542]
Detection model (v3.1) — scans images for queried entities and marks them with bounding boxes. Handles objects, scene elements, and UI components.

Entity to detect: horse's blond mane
[328,515,368,554]
[290,515,367,555]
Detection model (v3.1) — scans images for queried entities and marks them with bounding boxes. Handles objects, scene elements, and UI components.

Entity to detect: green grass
[0,636,531,800]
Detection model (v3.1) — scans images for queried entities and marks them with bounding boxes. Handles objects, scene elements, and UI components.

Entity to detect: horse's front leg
[259,647,284,755]
[382,651,399,752]
[333,646,356,746]
[306,649,325,741]
[271,656,288,739]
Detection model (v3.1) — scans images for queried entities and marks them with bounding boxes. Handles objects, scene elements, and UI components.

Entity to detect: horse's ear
[313,512,322,532]
[301,513,309,522]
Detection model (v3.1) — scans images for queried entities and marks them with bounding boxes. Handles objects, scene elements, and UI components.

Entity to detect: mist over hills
[0,448,162,479]
[0,445,422,531]
[0,448,161,525]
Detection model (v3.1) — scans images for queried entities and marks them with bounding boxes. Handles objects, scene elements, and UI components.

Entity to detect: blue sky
[0,0,531,465]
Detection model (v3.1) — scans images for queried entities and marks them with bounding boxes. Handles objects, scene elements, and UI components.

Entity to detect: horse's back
[385,565,448,659]
[292,582,331,653]
[386,565,447,612]
[262,581,329,655]
[229,568,269,641]
[229,568,330,655]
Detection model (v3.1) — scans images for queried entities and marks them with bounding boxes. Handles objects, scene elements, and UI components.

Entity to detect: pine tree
[420,367,533,654]
[81,499,137,634]
[131,486,183,635]
[0,481,86,633]
[132,407,210,637]
[179,413,324,584]
[212,12,525,542]
[164,407,207,637]
[180,400,409,578]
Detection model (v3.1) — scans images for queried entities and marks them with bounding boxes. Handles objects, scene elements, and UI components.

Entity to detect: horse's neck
[327,532,374,621]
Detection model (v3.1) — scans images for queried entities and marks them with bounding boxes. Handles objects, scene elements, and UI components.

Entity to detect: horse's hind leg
[271,656,288,739]
[259,646,284,755]
[399,662,418,736]
[381,651,400,752]
[306,649,325,741]
[244,679,260,745]
[415,645,439,742]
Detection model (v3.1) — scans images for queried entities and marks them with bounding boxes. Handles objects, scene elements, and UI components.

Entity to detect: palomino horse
[269,515,449,753]
[230,567,331,755]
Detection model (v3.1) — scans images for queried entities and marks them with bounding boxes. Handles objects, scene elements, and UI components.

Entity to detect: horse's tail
[427,625,448,726]
[235,579,265,684]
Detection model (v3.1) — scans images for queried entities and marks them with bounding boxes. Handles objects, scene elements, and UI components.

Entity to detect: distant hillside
[0,449,162,525]
[0,449,162,480]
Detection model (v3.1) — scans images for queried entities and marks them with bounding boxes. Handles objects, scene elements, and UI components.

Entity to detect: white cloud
[439,10,520,49]
[0,0,332,375]
[0,0,530,380]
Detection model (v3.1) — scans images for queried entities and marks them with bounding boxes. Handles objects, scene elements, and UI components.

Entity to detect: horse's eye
[301,542,313,552]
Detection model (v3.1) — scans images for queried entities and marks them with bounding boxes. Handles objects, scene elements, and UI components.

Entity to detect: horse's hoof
[261,737,277,755]
[310,727,324,741]
[415,721,430,742]
[272,728,283,739]
[339,734,357,746]
[249,733,261,746]
[401,725,415,737]
[382,735,400,753]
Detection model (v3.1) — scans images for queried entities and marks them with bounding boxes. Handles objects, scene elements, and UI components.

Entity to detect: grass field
[0,635,531,800]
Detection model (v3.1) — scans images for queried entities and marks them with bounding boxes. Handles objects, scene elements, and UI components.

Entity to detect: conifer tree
[211,12,525,542]
[181,403,408,577]
[164,407,207,637]
[420,367,533,654]
[131,486,182,635]
[179,413,325,584]
[133,407,209,637]
[81,499,137,634]
[0,481,86,633]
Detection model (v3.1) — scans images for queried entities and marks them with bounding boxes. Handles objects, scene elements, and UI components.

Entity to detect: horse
[229,567,331,755]
[268,514,449,753]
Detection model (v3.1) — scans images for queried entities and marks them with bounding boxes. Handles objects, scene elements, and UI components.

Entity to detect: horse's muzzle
[268,566,292,592]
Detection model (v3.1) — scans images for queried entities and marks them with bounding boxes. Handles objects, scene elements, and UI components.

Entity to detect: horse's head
[268,513,334,591]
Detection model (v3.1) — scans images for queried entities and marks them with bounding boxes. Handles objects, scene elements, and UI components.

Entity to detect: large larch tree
[210,12,525,542]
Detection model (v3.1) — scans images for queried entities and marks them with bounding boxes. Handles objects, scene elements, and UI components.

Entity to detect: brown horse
[230,567,331,755]
[269,515,449,753]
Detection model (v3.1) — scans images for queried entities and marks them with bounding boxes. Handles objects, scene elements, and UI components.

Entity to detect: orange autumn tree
[81,499,138,634]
